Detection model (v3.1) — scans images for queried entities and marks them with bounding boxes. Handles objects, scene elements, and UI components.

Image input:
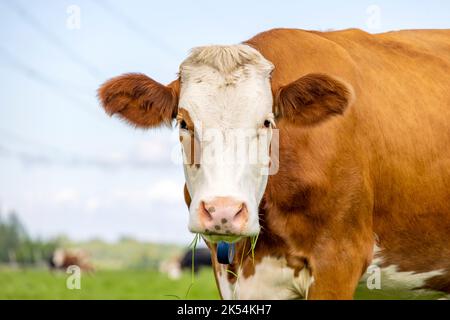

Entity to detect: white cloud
[85,197,101,212]
[135,139,170,162]
[53,188,79,204]
[109,173,184,206]
[106,151,126,163]
[146,179,184,203]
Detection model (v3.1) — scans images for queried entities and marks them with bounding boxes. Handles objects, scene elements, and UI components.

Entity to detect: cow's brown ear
[98,73,179,128]
[274,73,353,126]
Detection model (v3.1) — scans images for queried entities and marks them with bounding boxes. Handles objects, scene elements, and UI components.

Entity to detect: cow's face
[177,45,274,242]
[98,44,353,242]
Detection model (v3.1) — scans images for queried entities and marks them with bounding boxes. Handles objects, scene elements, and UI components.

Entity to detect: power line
[0,126,102,166]
[0,127,72,157]
[0,45,103,119]
[91,0,182,59]
[0,135,173,171]
[0,51,174,171]
[0,45,96,100]
[0,127,115,169]
[3,0,103,80]
[0,143,55,167]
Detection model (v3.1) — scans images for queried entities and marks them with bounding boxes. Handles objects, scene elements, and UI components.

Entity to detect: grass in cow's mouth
[184,233,201,299]
[222,234,260,299]
[181,232,259,299]
[249,233,259,265]
[202,234,242,243]
[228,237,250,299]
[226,269,238,278]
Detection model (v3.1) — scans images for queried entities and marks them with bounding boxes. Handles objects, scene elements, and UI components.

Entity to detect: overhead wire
[2,0,104,80]
[91,0,182,59]
[0,45,103,119]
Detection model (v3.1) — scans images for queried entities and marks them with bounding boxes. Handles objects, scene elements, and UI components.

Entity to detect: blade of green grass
[185,233,200,298]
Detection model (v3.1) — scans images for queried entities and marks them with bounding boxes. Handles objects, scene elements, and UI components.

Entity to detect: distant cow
[160,248,211,280]
[49,248,94,272]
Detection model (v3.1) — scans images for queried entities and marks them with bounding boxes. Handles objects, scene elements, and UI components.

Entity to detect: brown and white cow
[98,28,450,299]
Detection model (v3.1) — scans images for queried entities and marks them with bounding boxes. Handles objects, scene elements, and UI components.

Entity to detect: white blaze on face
[178,45,275,238]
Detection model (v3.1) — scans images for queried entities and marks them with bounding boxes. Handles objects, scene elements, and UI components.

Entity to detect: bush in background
[0,209,59,266]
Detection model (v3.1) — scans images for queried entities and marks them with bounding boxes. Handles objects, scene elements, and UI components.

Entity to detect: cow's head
[98,45,353,243]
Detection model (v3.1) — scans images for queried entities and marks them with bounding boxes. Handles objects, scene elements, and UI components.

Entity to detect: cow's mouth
[202,233,243,243]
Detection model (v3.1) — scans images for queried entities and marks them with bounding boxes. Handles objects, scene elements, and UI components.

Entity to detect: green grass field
[0,267,446,300]
[0,268,220,300]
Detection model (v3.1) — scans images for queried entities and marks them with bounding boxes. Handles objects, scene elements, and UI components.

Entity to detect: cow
[49,248,94,272]
[160,247,212,280]
[98,28,450,299]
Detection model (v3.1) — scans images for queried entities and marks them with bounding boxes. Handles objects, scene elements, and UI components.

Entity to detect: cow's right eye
[180,120,188,130]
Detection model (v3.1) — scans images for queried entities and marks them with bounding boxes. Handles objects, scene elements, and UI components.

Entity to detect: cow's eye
[264,120,271,128]
[180,120,188,130]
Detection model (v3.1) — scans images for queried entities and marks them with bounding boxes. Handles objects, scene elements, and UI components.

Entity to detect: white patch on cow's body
[217,265,234,300]
[217,256,314,300]
[363,243,445,290]
[378,265,445,290]
[178,45,275,236]
[217,244,446,300]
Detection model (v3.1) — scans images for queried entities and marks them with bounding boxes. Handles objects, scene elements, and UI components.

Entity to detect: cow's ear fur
[274,73,354,126]
[98,73,179,128]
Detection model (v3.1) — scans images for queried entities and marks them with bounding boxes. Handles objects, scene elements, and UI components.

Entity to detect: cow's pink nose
[198,197,248,235]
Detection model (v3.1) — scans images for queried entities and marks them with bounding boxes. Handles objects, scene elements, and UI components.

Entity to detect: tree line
[0,210,59,265]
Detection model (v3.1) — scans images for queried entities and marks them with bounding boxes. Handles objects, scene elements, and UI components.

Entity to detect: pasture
[0,268,220,300]
[0,267,445,300]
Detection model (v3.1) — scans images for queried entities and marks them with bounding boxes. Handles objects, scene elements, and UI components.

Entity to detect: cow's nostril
[208,206,216,213]
[200,201,213,222]
[233,204,246,220]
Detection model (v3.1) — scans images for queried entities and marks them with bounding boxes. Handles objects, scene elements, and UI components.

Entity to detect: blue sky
[0,0,449,243]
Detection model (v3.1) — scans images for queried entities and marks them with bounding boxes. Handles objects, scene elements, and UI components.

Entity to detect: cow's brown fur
[98,73,178,128]
[245,28,450,298]
[275,73,354,126]
[98,28,450,299]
